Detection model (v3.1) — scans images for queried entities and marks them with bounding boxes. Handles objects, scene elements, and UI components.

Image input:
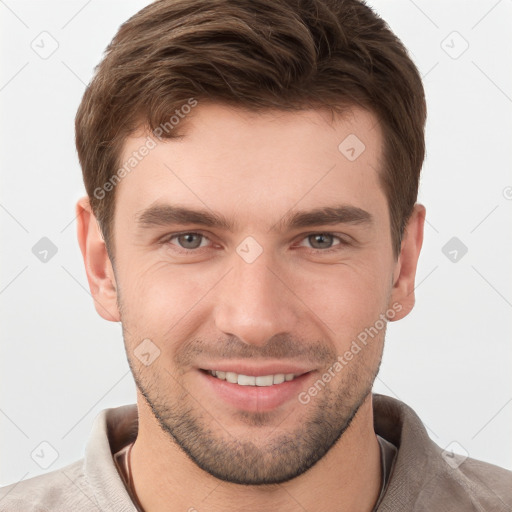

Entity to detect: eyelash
[160,231,350,255]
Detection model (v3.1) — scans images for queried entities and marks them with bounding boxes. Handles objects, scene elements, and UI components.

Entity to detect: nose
[213,250,301,348]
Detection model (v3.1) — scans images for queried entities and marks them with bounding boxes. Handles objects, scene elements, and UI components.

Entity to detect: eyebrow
[135,203,373,234]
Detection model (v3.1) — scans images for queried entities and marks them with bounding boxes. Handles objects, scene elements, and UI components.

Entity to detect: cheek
[119,260,216,332]
[292,260,392,338]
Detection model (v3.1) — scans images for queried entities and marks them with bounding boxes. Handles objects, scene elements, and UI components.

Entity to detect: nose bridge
[213,246,299,347]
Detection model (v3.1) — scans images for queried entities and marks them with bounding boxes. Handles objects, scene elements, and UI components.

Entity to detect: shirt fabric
[1,393,511,511]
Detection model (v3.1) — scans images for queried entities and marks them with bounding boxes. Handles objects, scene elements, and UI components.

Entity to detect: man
[1,0,510,510]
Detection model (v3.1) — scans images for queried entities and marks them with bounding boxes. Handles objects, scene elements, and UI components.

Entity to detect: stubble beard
[126,339,383,485]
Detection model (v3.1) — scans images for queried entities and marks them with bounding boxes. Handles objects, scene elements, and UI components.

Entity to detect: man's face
[111,104,401,484]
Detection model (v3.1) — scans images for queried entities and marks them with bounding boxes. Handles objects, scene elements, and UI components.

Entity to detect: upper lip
[199,361,314,377]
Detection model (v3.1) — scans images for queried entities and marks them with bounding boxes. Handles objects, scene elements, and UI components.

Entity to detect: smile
[207,370,302,386]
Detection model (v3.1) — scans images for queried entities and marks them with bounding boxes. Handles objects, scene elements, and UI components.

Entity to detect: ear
[76,196,120,322]
[388,203,425,321]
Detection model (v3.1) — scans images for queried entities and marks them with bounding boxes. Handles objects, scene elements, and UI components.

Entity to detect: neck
[130,393,381,512]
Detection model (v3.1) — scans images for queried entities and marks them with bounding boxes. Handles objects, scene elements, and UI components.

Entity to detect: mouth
[198,366,315,412]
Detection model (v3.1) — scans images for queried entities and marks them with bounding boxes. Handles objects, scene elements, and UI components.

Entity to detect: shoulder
[406,455,512,511]
[0,459,97,512]
[447,455,512,508]
[373,394,512,510]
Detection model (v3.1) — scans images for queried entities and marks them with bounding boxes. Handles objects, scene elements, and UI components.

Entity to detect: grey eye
[307,233,336,249]
[173,233,205,249]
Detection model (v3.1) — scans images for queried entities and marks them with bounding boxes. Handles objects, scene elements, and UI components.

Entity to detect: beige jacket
[1,394,510,511]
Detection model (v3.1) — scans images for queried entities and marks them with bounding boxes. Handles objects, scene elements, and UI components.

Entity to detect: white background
[1,0,511,488]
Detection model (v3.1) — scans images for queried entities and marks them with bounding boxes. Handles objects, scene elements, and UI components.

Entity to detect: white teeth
[208,370,300,386]
[255,375,273,386]
[225,372,238,384]
[237,374,256,386]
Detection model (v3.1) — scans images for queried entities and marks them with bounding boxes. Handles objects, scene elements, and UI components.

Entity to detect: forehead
[115,104,387,230]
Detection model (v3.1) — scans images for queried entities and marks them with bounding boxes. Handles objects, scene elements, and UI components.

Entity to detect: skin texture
[77,103,425,512]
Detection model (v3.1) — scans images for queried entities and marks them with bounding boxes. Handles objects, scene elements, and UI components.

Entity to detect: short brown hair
[75,0,426,260]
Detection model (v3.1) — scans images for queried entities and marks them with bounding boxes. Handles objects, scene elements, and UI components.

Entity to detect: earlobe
[389,203,426,321]
[76,196,120,322]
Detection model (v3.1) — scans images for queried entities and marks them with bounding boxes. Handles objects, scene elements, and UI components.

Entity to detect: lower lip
[199,370,314,412]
